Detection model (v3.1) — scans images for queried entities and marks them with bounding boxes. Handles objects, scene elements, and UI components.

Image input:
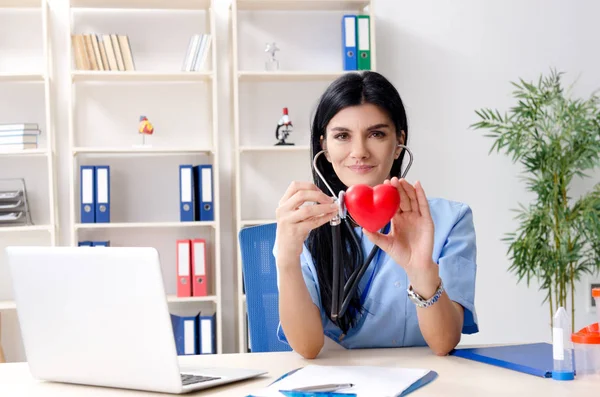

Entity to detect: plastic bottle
[552,307,575,380]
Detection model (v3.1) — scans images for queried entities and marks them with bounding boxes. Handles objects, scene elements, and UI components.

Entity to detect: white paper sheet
[247,365,432,397]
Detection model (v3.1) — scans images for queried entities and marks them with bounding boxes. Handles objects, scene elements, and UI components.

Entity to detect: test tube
[552,307,575,380]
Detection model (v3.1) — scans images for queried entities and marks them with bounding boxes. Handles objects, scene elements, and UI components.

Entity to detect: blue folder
[80,165,96,223]
[170,312,199,355]
[193,164,214,221]
[94,165,110,223]
[179,164,195,222]
[450,342,554,378]
[342,15,358,71]
[198,312,216,354]
[198,164,214,221]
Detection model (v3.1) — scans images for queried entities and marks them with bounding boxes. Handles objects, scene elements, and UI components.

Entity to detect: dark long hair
[307,71,409,334]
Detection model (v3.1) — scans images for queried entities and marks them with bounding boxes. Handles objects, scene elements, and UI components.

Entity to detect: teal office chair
[238,223,292,352]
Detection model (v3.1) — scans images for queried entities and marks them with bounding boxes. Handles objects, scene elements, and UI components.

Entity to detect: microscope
[275,107,294,146]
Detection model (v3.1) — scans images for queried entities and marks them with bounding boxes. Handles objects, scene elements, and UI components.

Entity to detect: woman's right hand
[275,181,339,261]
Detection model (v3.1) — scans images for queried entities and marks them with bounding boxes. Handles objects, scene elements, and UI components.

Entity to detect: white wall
[2,0,599,361]
[377,0,600,345]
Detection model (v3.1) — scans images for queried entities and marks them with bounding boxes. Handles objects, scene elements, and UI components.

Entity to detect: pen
[279,390,356,397]
[291,383,354,392]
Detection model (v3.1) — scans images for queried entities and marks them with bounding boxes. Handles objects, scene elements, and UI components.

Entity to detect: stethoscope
[312,144,414,323]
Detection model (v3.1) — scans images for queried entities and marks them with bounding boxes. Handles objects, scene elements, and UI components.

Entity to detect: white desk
[0,347,596,396]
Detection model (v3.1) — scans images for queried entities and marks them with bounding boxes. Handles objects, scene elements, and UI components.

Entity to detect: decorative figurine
[264,42,280,71]
[275,107,294,146]
[137,115,154,146]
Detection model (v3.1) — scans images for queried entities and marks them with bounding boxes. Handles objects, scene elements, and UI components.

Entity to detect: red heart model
[344,184,400,233]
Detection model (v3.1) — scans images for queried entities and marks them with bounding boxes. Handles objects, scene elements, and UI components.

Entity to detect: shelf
[0,224,53,233]
[239,145,309,152]
[236,0,370,11]
[71,71,213,83]
[74,221,216,230]
[240,219,276,227]
[70,0,211,10]
[0,300,16,310]
[0,73,45,82]
[73,147,213,156]
[0,0,40,8]
[238,70,351,82]
[232,0,376,355]
[167,295,217,303]
[0,148,48,157]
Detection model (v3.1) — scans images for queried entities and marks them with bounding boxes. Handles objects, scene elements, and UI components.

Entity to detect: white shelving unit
[0,148,48,157]
[66,0,224,353]
[0,224,54,233]
[72,147,213,155]
[73,221,216,230]
[235,0,370,11]
[166,295,216,303]
[238,145,310,152]
[0,73,45,82]
[70,0,212,10]
[231,0,376,352]
[0,0,57,315]
[71,70,213,82]
[237,71,351,82]
[0,301,16,311]
[0,0,40,8]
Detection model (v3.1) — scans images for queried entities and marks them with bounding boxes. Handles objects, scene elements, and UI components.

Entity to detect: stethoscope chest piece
[337,190,347,221]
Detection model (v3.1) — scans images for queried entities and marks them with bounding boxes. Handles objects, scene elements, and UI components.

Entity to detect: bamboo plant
[472,70,600,330]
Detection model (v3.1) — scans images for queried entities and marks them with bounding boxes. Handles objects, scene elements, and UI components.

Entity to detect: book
[0,123,38,132]
[182,33,212,71]
[71,33,135,72]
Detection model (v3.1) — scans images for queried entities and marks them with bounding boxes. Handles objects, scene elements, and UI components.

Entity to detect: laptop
[5,246,267,394]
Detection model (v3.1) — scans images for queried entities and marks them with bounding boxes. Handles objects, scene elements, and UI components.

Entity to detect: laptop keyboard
[181,373,221,386]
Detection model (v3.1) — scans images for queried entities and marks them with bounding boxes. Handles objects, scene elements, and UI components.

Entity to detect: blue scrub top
[275,197,479,349]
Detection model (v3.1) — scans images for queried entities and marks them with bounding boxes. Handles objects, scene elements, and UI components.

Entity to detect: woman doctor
[274,71,478,359]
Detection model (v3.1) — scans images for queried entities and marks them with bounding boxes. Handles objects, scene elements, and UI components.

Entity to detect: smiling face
[321,103,405,187]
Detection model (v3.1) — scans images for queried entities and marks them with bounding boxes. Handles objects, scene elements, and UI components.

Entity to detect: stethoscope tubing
[311,144,414,321]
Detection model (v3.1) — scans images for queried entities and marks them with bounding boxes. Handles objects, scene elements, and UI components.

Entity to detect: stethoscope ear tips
[395,144,413,179]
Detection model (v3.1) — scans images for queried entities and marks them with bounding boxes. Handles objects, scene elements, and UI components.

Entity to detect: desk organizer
[0,178,33,227]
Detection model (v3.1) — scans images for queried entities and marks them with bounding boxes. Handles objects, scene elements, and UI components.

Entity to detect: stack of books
[0,178,32,227]
[0,123,40,152]
[71,33,135,72]
[182,33,212,72]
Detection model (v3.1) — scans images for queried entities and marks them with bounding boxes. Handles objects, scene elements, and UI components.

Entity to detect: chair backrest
[238,223,292,353]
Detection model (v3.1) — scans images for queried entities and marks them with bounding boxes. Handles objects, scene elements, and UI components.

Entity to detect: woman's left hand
[363,177,440,298]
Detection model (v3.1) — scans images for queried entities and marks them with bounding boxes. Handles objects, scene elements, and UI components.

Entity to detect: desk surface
[0,347,596,396]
